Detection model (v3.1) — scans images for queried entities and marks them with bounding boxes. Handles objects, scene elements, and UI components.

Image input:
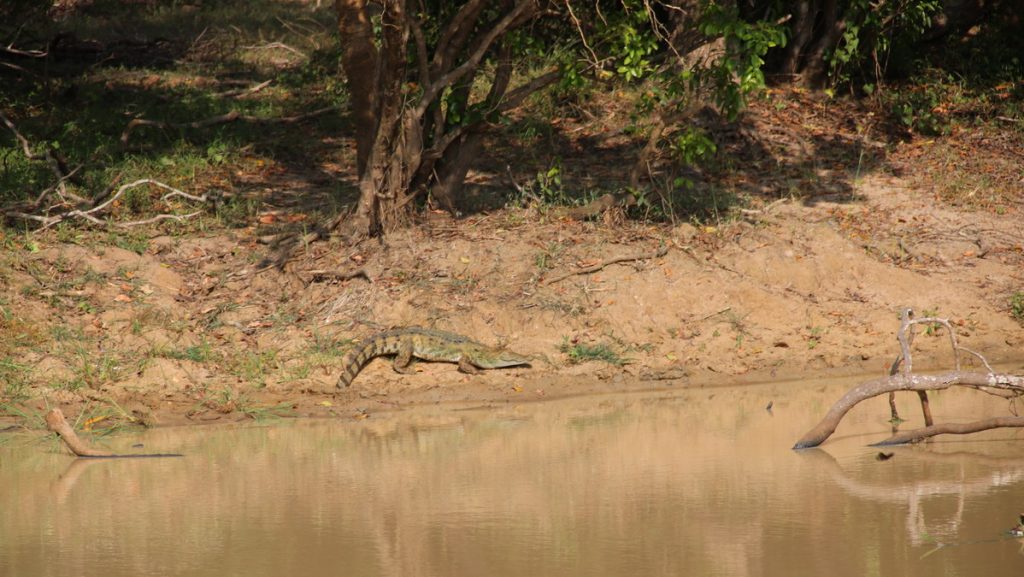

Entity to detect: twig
[243,41,306,58]
[120,106,337,145]
[4,178,210,230]
[214,79,273,99]
[698,307,732,322]
[1,110,73,192]
[543,244,669,285]
[795,308,1024,448]
[297,268,371,283]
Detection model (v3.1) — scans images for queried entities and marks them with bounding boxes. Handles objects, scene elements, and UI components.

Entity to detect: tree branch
[543,244,669,285]
[873,416,1024,446]
[414,0,537,122]
[120,107,338,145]
[793,372,1024,449]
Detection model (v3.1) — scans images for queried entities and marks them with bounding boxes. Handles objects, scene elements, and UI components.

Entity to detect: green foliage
[888,90,942,134]
[1010,292,1024,324]
[602,4,658,81]
[827,0,942,87]
[0,357,32,401]
[698,2,787,119]
[559,338,628,366]
[155,341,213,363]
[670,127,717,166]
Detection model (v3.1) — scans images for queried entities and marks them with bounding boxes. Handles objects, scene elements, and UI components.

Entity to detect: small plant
[155,341,213,363]
[0,357,32,402]
[1011,291,1024,324]
[921,308,943,335]
[559,338,628,366]
[534,242,564,271]
[806,326,824,350]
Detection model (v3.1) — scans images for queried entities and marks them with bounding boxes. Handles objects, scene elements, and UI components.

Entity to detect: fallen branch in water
[45,409,182,458]
[793,308,1024,449]
[543,244,668,285]
[46,409,116,457]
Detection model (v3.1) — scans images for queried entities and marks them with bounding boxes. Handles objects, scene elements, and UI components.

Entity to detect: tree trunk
[799,0,846,87]
[781,0,816,75]
[332,0,552,238]
[335,0,378,176]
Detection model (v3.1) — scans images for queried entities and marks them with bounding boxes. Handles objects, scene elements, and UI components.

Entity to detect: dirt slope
[2,170,1021,428]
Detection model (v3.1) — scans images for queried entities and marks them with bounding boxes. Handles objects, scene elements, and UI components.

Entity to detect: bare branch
[46,408,182,458]
[4,178,211,230]
[414,0,537,121]
[544,244,669,285]
[120,107,338,145]
[214,79,274,99]
[793,372,1024,449]
[873,417,1024,446]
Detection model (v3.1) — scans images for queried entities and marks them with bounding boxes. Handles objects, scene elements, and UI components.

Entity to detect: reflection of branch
[51,457,105,504]
[803,449,1024,546]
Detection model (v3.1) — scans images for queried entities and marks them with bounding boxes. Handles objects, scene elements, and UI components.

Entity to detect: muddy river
[2,377,1023,576]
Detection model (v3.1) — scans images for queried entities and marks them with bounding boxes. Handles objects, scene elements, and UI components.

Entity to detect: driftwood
[794,308,1024,449]
[45,408,182,458]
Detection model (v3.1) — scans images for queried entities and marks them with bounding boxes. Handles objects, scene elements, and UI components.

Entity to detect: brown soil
[2,92,1023,430]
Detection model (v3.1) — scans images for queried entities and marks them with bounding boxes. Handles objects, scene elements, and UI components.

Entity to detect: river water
[2,378,1023,577]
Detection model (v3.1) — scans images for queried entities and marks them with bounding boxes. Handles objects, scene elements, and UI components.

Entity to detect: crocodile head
[483,349,532,368]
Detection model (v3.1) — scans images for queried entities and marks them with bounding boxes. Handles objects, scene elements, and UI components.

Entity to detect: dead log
[793,372,1024,448]
[46,409,117,457]
[45,408,182,458]
[794,308,1024,449]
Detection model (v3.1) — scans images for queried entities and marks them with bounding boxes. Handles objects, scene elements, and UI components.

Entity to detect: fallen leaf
[114,294,132,303]
[82,415,108,431]
[318,400,333,407]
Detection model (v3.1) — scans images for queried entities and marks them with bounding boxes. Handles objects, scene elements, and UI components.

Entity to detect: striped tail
[337,341,379,388]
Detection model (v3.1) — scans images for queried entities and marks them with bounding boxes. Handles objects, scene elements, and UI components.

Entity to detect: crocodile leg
[457,356,481,374]
[392,341,417,374]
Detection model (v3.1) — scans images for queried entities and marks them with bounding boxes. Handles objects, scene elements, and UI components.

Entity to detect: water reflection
[2,380,1023,577]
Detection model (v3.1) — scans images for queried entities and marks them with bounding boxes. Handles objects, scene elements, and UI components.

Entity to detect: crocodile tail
[337,340,378,388]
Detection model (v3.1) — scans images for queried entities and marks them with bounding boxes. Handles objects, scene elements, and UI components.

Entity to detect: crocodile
[337,327,531,388]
